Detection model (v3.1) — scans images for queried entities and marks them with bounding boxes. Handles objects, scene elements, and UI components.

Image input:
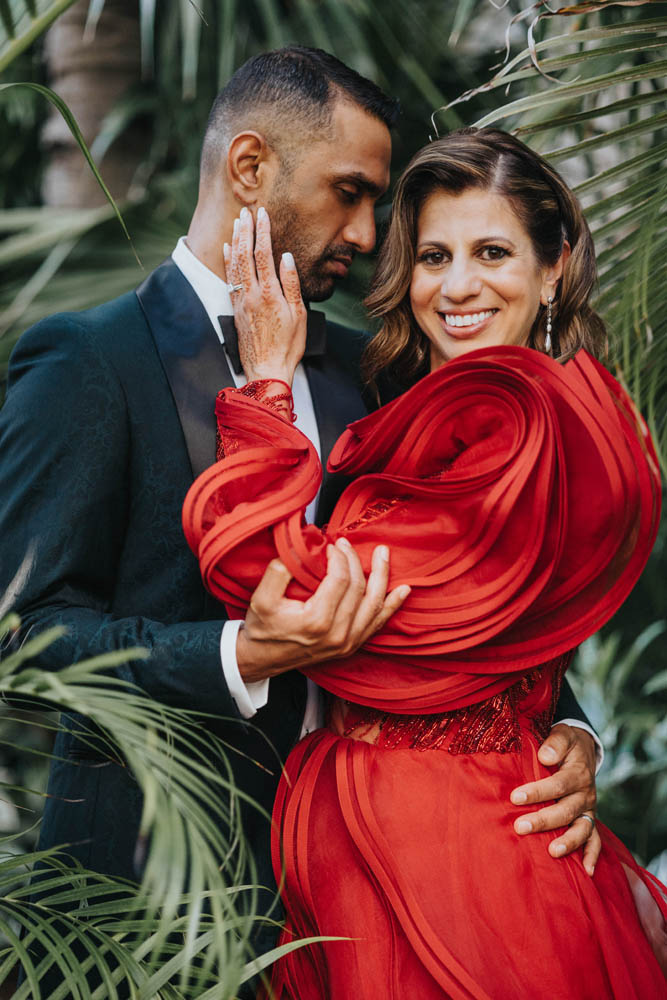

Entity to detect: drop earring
[545,296,553,354]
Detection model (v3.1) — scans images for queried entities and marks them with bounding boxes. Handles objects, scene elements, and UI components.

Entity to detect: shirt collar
[171,236,232,342]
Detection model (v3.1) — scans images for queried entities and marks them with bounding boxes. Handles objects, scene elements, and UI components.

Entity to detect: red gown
[183,346,667,998]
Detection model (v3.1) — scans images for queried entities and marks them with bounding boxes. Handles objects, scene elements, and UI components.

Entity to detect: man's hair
[200,45,399,178]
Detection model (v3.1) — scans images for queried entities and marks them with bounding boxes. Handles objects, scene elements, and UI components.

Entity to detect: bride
[183,128,667,998]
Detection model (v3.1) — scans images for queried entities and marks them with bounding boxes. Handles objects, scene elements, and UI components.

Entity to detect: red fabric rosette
[182,346,661,712]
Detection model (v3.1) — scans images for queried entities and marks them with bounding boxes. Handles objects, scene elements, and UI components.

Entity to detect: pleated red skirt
[268,674,667,999]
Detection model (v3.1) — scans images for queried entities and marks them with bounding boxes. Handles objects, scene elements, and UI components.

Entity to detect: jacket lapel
[136,260,368,523]
[136,259,235,479]
[306,346,368,526]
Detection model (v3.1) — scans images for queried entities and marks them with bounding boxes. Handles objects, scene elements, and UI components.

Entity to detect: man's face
[265,101,392,302]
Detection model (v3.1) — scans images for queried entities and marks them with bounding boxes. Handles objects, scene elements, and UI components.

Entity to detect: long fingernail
[397,585,411,599]
[223,242,230,256]
[541,747,557,762]
[240,206,249,219]
[336,537,351,550]
[257,205,266,220]
[511,790,527,805]
[552,843,567,857]
[376,545,389,561]
[282,251,295,268]
[233,218,239,236]
[516,820,532,834]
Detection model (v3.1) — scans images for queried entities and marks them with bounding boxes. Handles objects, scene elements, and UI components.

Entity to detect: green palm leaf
[0,0,78,74]
[0,612,276,996]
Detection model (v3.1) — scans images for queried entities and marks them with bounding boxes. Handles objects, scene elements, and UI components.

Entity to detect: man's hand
[510,723,601,876]
[236,538,410,682]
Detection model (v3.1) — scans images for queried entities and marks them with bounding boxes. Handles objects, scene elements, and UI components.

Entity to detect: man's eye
[338,187,360,203]
[480,245,509,261]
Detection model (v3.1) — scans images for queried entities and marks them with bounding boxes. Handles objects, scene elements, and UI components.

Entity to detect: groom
[0,46,599,969]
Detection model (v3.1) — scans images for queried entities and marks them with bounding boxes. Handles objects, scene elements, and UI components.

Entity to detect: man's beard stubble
[267,196,355,303]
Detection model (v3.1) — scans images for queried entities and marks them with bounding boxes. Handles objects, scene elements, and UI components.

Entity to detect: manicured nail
[233,218,239,236]
[516,820,532,834]
[240,206,249,219]
[552,843,567,857]
[541,746,557,762]
[377,545,389,561]
[336,537,351,550]
[257,206,266,220]
[223,242,230,256]
[282,251,295,268]
[511,790,528,805]
[397,585,411,599]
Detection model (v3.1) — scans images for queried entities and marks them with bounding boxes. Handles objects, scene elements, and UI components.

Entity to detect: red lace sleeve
[182,347,661,713]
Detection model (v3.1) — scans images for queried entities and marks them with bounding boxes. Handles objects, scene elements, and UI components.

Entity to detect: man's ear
[541,240,571,305]
[226,131,277,207]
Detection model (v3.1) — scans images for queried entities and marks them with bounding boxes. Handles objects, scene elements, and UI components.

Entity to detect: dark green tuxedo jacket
[0,257,590,964]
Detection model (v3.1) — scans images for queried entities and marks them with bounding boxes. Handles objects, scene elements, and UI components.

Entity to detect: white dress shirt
[171,237,602,767]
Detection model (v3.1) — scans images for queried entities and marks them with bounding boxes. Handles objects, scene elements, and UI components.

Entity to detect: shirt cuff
[553,718,604,774]
[220,619,270,719]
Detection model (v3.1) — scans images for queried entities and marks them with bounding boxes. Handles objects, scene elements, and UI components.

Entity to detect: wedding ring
[228,283,243,293]
[580,813,596,830]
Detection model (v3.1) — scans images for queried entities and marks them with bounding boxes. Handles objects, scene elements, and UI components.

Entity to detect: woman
[183,129,667,998]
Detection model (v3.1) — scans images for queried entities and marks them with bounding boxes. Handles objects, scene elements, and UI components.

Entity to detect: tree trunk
[42,0,145,208]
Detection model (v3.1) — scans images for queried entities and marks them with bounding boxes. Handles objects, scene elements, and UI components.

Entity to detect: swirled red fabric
[182,346,661,712]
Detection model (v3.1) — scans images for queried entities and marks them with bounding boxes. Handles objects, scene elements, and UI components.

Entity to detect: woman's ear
[541,240,571,305]
[226,131,277,207]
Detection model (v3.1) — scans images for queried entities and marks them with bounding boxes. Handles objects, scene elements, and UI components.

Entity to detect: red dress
[183,346,667,998]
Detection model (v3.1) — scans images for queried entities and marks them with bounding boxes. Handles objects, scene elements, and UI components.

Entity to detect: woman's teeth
[444,310,496,327]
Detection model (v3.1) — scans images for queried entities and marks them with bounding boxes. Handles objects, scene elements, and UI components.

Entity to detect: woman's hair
[363,128,607,388]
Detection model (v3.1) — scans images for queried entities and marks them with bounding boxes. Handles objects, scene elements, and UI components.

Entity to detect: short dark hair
[201,45,399,177]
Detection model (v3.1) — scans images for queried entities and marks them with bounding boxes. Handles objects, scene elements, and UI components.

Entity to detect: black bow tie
[218,310,328,376]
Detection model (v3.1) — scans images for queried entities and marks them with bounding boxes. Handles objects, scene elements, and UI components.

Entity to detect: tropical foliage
[0,611,327,997]
[0,0,666,994]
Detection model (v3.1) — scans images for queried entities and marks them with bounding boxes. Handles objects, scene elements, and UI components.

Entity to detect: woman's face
[409,187,564,371]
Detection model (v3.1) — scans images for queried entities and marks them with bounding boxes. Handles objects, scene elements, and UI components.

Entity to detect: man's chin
[300,276,338,303]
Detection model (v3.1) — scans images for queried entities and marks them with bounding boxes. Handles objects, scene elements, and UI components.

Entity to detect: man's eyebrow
[333,171,388,198]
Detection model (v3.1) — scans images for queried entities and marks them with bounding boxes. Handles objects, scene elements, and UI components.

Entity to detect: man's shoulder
[24,288,144,343]
[10,287,151,377]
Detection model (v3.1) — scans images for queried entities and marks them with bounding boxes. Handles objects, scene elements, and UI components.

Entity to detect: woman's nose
[440,258,482,301]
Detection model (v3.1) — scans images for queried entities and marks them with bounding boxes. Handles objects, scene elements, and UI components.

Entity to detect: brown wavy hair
[363,128,607,388]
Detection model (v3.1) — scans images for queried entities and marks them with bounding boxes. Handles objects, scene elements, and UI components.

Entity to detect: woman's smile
[409,188,562,371]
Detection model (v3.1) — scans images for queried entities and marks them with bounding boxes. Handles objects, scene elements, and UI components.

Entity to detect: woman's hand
[224,206,307,386]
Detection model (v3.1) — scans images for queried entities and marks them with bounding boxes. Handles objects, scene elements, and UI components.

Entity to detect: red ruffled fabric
[183,346,661,712]
[182,346,667,999]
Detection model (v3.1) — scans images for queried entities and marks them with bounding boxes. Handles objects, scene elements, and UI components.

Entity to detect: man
[0,46,599,980]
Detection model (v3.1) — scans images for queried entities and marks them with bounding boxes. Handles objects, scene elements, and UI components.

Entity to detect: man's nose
[341,203,377,254]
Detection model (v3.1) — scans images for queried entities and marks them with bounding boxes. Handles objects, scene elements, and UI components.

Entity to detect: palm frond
[0,0,78,74]
[0,613,272,995]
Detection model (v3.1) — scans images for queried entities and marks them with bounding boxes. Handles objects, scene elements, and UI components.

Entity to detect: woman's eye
[419,250,446,266]
[480,245,509,261]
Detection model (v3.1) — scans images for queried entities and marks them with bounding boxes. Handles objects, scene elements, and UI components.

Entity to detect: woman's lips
[437,309,498,337]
